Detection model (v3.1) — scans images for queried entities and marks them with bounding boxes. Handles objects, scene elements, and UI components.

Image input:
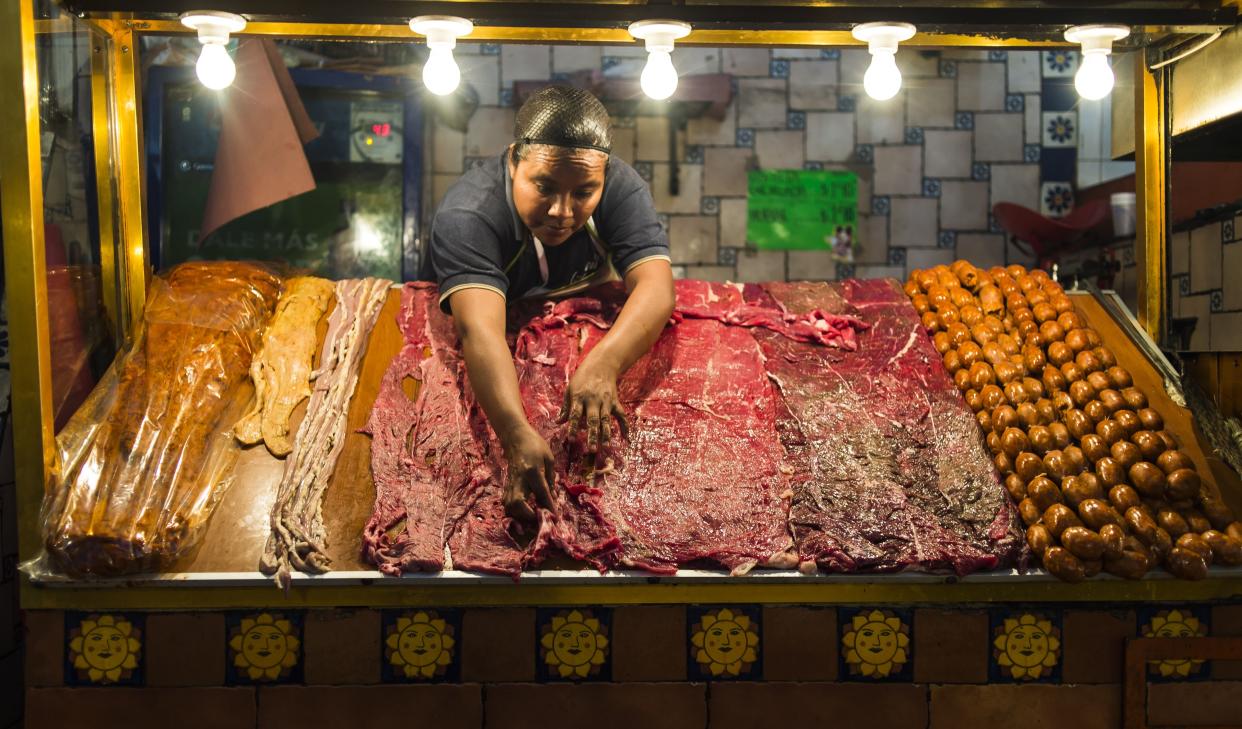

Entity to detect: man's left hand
[561,356,628,452]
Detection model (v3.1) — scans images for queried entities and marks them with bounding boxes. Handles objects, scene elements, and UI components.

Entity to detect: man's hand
[501,425,556,521]
[561,355,628,452]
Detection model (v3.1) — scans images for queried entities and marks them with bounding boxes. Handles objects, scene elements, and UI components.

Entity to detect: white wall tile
[940,180,989,230]
[703,147,755,196]
[684,265,737,282]
[636,116,671,161]
[974,113,1024,161]
[1007,51,1041,93]
[873,145,923,196]
[501,44,551,85]
[1180,294,1211,350]
[789,60,838,110]
[465,107,515,157]
[1024,94,1041,144]
[600,44,647,58]
[719,198,748,248]
[1076,161,1103,189]
[676,47,723,75]
[552,45,601,73]
[905,78,957,128]
[651,163,703,214]
[906,247,956,271]
[1210,312,1242,350]
[610,127,636,164]
[686,102,737,146]
[839,50,869,94]
[432,123,464,174]
[737,79,789,129]
[856,213,889,264]
[1171,230,1190,275]
[1224,243,1242,311]
[924,130,972,178]
[1077,97,1105,160]
[989,164,1040,210]
[806,112,855,162]
[955,233,1008,270]
[787,249,838,280]
[898,51,941,79]
[735,249,787,281]
[772,48,821,59]
[723,48,770,76]
[891,197,939,248]
[856,94,905,144]
[459,55,501,106]
[957,62,1006,111]
[1189,222,1222,292]
[669,215,719,264]
[755,130,805,170]
[854,264,906,280]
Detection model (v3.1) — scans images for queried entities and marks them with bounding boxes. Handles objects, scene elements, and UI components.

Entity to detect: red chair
[992,200,1110,270]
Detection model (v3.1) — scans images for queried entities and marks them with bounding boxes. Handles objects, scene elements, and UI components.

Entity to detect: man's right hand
[501,425,556,522]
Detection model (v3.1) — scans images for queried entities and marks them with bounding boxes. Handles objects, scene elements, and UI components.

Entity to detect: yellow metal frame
[1134,51,1168,343]
[2,8,1204,610]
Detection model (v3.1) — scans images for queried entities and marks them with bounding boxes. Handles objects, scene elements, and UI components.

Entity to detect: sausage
[1061,526,1106,561]
[1078,499,1123,531]
[1132,430,1164,461]
[1104,538,1152,579]
[1201,497,1237,531]
[1095,419,1124,446]
[1157,509,1190,539]
[1049,423,1073,451]
[1019,498,1043,526]
[1150,527,1173,561]
[979,284,1003,314]
[1098,388,1126,414]
[1108,484,1141,513]
[1164,468,1201,502]
[1229,522,1242,542]
[1166,547,1208,580]
[1029,476,1064,512]
[1043,503,1083,537]
[1080,434,1110,463]
[1128,462,1167,499]
[1017,403,1042,430]
[1099,523,1126,559]
[1095,456,1126,487]
[1110,440,1141,469]
[1175,533,1213,565]
[1000,428,1030,458]
[1082,558,1103,578]
[1120,387,1148,410]
[992,405,1018,434]
[1015,452,1046,482]
[1125,506,1159,544]
[1201,530,1242,566]
[1137,408,1163,432]
[1043,450,1068,479]
[1027,523,1055,555]
[1107,366,1133,389]
[1004,473,1028,502]
[1114,410,1142,438]
[1182,509,1212,534]
[1042,546,1087,583]
[1084,399,1110,425]
[1064,328,1091,353]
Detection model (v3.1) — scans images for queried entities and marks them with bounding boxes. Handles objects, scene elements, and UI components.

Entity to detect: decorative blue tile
[1040,182,1075,218]
[1223,218,1235,243]
[382,608,461,683]
[770,59,790,78]
[481,43,501,56]
[905,127,925,144]
[872,195,890,215]
[923,178,942,197]
[1006,94,1025,112]
[1024,144,1042,163]
[225,611,304,685]
[840,608,913,682]
[940,60,958,78]
[803,161,825,171]
[1211,290,1224,312]
[821,49,842,60]
[855,144,874,163]
[1043,49,1077,78]
[634,161,653,182]
[688,605,763,681]
[736,128,755,148]
[837,95,857,112]
[1043,112,1077,147]
[989,213,1004,233]
[499,88,514,107]
[1138,606,1211,682]
[718,247,738,265]
[601,56,622,71]
[989,609,1062,683]
[1040,148,1076,184]
[938,230,957,248]
[888,246,906,265]
[686,145,704,163]
[538,608,612,682]
[836,262,856,280]
[702,196,721,215]
[787,110,807,130]
[972,163,991,181]
[955,112,974,130]
[65,612,145,687]
[1180,276,1191,295]
[989,50,1009,62]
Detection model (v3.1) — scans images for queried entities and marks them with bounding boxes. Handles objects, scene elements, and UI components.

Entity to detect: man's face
[509,144,607,246]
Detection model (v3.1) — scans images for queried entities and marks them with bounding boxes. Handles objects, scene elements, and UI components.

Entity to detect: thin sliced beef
[760,279,1027,575]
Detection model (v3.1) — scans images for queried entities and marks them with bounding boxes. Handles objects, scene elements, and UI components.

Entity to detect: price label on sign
[746,169,859,256]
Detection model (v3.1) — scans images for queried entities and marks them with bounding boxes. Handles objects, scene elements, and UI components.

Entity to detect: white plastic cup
[1110,192,1137,238]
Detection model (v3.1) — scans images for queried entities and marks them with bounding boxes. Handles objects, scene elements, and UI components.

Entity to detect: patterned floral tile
[382,608,460,683]
[1006,94,1025,112]
[787,111,807,130]
[225,611,303,685]
[736,128,755,148]
[1042,111,1077,148]
[770,59,790,78]
[888,246,907,265]
[1043,49,1078,78]
[837,95,857,112]
[840,608,913,681]
[989,609,1062,683]
[940,60,958,78]
[65,612,144,687]
[1138,607,1211,681]
[955,112,975,130]
[972,162,991,181]
[538,608,611,682]
[923,178,942,197]
[1040,182,1075,218]
[938,230,957,248]
[1024,144,1042,162]
[687,606,762,681]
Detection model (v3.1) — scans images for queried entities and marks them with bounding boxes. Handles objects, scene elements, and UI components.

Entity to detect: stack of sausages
[904,262,1242,582]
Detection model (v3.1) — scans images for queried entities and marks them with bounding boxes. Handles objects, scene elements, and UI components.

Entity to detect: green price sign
[746,169,859,256]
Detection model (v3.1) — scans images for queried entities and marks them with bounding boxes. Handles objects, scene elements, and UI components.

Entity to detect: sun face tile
[538,608,611,682]
[65,612,144,686]
[225,611,303,685]
[382,608,460,683]
[840,608,912,681]
[990,609,1062,683]
[1140,607,1211,681]
[688,606,762,681]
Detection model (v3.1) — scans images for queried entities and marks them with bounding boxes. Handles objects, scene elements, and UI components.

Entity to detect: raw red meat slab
[759,279,1027,575]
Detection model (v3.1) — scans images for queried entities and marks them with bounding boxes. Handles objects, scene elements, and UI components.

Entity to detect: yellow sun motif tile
[842,609,911,680]
[689,606,761,680]
[227,612,302,683]
[539,608,610,681]
[992,612,1061,681]
[1141,609,1208,679]
[384,610,457,682]
[66,613,143,685]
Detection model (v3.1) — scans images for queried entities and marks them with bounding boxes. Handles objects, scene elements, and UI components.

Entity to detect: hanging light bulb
[1064,25,1130,100]
[851,22,917,101]
[410,16,474,96]
[628,20,692,100]
[180,11,247,90]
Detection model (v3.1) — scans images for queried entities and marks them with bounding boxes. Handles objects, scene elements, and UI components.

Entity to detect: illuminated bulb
[196,43,236,90]
[628,20,692,100]
[422,46,461,96]
[180,11,247,90]
[409,16,473,96]
[851,22,917,101]
[641,50,679,100]
[863,50,902,101]
[1064,25,1130,100]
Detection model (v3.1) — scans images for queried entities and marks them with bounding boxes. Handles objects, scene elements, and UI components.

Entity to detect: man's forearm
[586,274,675,375]
[460,330,530,442]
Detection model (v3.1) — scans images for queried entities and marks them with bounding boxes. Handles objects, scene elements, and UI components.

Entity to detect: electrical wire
[1148,30,1222,70]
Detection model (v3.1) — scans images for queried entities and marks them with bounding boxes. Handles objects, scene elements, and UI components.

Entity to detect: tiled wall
[427,44,1075,282]
[20,604,1242,728]
[1170,208,1242,351]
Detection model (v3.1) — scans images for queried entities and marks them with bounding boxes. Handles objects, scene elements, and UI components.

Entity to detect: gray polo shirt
[428,151,670,313]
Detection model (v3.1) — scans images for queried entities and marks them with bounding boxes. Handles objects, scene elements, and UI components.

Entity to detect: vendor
[427,85,675,521]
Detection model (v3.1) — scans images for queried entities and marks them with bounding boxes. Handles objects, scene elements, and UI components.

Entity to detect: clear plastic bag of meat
[23,261,284,578]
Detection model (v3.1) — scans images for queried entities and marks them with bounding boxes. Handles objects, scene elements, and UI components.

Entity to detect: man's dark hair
[511,85,612,164]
